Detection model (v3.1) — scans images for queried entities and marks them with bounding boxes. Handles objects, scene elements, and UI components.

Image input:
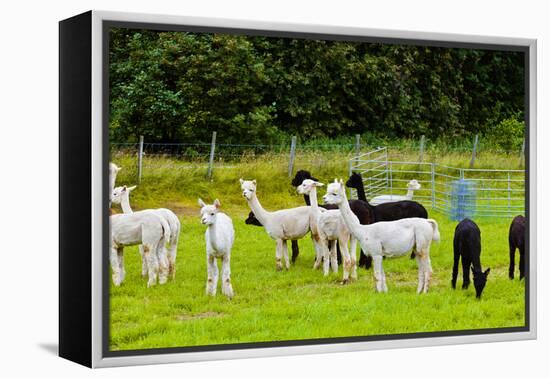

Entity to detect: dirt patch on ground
[176,311,224,321]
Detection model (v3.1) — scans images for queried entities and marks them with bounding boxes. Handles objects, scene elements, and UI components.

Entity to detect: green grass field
[109,150,525,351]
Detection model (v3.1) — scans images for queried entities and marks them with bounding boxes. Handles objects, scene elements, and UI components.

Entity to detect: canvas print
[107,26,527,352]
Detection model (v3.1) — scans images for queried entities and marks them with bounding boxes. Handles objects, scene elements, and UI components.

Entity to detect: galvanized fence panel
[350,147,525,218]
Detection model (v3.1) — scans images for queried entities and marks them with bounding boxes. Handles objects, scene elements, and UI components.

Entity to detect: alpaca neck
[405,189,415,199]
[247,193,271,226]
[471,254,482,273]
[308,187,319,212]
[120,193,134,214]
[355,181,367,202]
[337,188,362,235]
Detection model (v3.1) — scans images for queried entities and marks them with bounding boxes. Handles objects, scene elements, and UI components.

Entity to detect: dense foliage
[109,28,525,145]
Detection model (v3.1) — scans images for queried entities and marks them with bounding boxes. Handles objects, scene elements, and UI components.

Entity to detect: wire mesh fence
[349,147,525,219]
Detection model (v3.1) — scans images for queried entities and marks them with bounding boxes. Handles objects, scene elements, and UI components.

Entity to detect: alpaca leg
[372,255,385,293]
[157,244,169,285]
[312,237,323,270]
[168,230,179,280]
[350,238,358,280]
[421,252,433,293]
[519,247,525,280]
[206,254,218,296]
[291,240,299,263]
[275,239,284,271]
[117,249,125,283]
[139,245,148,278]
[452,245,460,289]
[340,240,352,284]
[282,240,290,270]
[415,254,425,294]
[380,262,388,292]
[330,241,339,274]
[144,244,159,287]
[110,247,122,286]
[321,240,331,276]
[461,258,471,289]
[508,243,516,280]
[221,254,234,299]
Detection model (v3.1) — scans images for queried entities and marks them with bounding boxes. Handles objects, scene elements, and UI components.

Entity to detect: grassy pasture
[109,150,525,351]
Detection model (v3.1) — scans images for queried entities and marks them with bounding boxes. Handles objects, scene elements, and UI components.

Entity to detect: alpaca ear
[198,198,206,208]
[239,178,244,185]
[214,199,221,208]
[115,166,122,172]
[252,179,257,185]
[315,182,324,187]
[484,268,491,277]
[127,185,137,192]
[122,185,127,192]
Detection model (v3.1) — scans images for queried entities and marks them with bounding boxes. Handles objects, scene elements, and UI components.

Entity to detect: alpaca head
[345,172,363,189]
[323,179,345,205]
[296,179,324,195]
[111,185,136,205]
[199,198,221,225]
[472,267,490,298]
[291,170,318,187]
[245,211,263,226]
[407,179,421,191]
[239,179,257,200]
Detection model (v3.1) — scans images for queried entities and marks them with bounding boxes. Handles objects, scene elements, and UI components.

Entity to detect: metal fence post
[207,131,217,179]
[137,135,144,183]
[469,134,478,168]
[288,136,297,177]
[419,135,425,162]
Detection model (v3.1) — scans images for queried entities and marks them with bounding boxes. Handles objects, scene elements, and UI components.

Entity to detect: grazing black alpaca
[508,215,526,280]
[452,218,490,298]
[292,170,373,266]
[345,172,427,267]
[245,211,300,263]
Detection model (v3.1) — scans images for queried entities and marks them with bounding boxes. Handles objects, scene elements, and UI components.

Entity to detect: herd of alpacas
[108,162,526,300]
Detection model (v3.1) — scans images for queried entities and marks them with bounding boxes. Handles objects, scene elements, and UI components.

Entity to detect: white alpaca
[109,163,121,206]
[324,179,439,293]
[112,185,181,281]
[199,199,235,299]
[370,179,421,205]
[297,179,358,282]
[110,211,170,287]
[240,179,311,271]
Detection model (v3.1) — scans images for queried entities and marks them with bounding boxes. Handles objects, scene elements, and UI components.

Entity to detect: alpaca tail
[158,215,171,247]
[427,219,440,242]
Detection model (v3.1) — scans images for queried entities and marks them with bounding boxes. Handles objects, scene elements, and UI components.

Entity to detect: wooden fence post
[355,134,361,162]
[469,134,479,168]
[519,138,525,167]
[419,135,425,162]
[207,131,217,179]
[137,135,144,183]
[288,136,297,177]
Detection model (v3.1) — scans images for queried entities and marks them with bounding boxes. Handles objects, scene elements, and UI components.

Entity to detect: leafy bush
[489,116,525,151]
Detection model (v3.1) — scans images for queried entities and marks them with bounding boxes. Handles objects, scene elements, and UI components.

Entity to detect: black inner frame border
[102,19,531,358]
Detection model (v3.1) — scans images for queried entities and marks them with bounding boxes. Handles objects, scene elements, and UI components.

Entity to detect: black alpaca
[245,212,301,263]
[452,218,490,298]
[508,215,526,280]
[345,172,427,267]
